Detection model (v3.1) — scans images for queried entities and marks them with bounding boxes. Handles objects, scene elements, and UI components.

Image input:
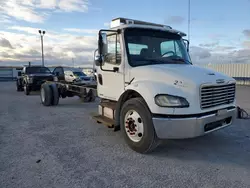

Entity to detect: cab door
[53,67,65,81]
[96,32,124,101]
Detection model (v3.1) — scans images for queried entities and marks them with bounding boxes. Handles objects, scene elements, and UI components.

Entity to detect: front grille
[33,76,53,84]
[200,83,236,109]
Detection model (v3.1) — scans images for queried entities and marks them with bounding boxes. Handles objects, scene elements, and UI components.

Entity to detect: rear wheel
[50,83,59,106]
[79,89,96,102]
[120,97,159,154]
[40,84,53,106]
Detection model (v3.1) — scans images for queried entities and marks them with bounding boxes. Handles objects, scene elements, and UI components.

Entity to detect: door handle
[113,67,119,72]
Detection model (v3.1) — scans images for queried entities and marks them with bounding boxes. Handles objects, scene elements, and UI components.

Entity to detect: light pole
[188,0,190,42]
[38,30,46,66]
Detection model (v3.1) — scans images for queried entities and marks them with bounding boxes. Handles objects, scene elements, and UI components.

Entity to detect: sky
[0,0,250,67]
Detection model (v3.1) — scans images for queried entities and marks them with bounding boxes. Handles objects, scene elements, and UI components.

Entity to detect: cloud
[0,0,89,23]
[0,26,97,66]
[243,29,250,38]
[1,25,250,66]
[165,16,185,25]
[63,28,98,34]
[0,37,13,49]
[199,42,219,48]
[243,41,250,49]
[190,45,250,64]
[8,26,43,35]
[39,0,57,9]
[58,0,89,12]
[0,15,12,24]
[0,0,46,23]
[190,46,211,59]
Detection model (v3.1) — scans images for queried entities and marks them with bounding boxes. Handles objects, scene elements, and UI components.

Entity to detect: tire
[87,89,96,102]
[120,97,159,154]
[16,80,21,91]
[24,84,30,95]
[40,84,53,106]
[50,83,59,106]
[80,89,96,102]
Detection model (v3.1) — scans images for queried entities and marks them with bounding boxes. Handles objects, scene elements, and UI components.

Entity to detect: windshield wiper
[169,57,192,64]
[135,57,191,66]
[141,58,175,64]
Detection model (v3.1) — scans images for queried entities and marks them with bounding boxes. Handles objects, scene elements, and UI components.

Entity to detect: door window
[105,34,121,65]
[54,67,64,75]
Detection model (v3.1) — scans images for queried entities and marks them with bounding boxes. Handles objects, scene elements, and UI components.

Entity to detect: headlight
[154,94,189,108]
[28,77,33,83]
[53,76,58,82]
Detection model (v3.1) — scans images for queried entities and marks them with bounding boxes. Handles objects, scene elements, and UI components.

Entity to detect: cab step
[100,100,116,110]
[92,114,115,128]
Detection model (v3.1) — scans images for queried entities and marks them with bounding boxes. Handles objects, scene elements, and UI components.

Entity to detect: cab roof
[109,17,187,37]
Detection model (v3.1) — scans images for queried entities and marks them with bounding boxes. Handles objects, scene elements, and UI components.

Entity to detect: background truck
[52,66,96,86]
[16,65,54,95]
[40,17,237,154]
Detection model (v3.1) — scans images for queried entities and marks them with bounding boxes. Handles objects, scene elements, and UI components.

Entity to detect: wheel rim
[124,110,144,142]
[41,88,45,102]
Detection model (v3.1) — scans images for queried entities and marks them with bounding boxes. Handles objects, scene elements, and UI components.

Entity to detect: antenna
[188,0,191,42]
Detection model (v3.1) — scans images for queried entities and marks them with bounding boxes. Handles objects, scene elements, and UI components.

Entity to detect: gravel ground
[0,82,250,188]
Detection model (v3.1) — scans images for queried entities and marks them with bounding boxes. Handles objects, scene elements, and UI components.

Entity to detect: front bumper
[152,107,236,139]
[27,80,53,90]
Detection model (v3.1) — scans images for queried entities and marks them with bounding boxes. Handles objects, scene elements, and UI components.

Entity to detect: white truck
[41,17,237,154]
[63,68,96,85]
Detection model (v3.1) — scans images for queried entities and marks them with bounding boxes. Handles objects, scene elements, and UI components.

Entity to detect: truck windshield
[124,28,192,67]
[26,67,51,74]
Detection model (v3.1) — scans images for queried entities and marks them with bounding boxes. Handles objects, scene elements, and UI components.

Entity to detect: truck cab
[93,17,237,153]
[16,65,54,95]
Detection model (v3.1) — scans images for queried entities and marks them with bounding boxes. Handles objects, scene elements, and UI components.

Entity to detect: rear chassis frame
[44,80,97,102]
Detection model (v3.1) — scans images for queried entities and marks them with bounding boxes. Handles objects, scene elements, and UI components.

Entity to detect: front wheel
[24,84,30,95]
[120,97,159,154]
[16,80,21,91]
[40,84,53,106]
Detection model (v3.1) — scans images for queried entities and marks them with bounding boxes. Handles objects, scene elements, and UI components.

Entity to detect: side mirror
[183,39,190,53]
[98,32,107,55]
[94,49,103,66]
[55,72,59,77]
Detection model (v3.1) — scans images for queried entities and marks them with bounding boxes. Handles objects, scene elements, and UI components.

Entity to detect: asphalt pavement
[0,82,250,188]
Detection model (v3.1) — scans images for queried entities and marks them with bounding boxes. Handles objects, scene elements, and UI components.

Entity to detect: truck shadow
[151,123,250,167]
[27,91,40,96]
[53,100,98,109]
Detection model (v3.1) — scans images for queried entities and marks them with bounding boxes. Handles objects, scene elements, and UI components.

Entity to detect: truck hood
[130,64,235,87]
[78,76,91,80]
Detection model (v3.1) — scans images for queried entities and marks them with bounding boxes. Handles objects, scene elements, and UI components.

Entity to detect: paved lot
[0,82,250,188]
